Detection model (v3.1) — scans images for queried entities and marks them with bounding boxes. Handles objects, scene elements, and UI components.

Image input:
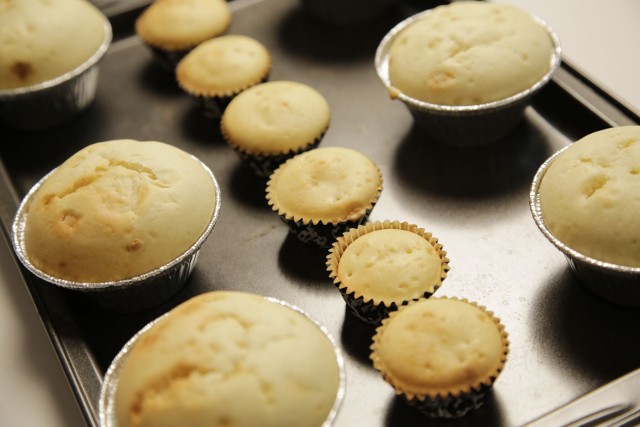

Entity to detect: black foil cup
[404,383,492,418]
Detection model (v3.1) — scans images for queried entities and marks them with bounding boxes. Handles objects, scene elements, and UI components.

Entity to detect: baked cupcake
[375,2,561,146]
[12,139,221,312]
[135,0,232,70]
[176,35,272,118]
[221,80,331,177]
[370,297,509,418]
[0,0,112,129]
[531,126,640,307]
[327,220,449,325]
[100,291,345,427]
[266,146,383,248]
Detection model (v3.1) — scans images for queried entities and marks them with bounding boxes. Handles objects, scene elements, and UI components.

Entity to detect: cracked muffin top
[22,139,217,282]
[114,291,342,427]
[538,126,640,268]
[387,1,554,106]
[0,0,107,90]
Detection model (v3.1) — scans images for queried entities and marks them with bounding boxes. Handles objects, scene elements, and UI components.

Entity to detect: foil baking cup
[530,147,640,308]
[11,158,221,313]
[98,295,346,427]
[375,10,562,147]
[0,16,112,131]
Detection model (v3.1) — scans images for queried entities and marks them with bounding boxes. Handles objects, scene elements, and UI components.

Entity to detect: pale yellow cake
[0,0,106,89]
[266,147,382,224]
[135,0,231,52]
[371,297,508,399]
[387,2,554,105]
[23,139,217,283]
[176,35,271,97]
[538,126,640,268]
[331,223,447,306]
[114,291,342,427]
[221,81,330,155]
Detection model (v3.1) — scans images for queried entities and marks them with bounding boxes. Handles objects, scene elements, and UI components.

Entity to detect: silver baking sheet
[0,0,639,426]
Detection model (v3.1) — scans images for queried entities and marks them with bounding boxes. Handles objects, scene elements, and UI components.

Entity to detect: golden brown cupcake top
[371,297,508,399]
[135,0,232,51]
[176,35,271,97]
[538,125,640,267]
[221,81,330,155]
[329,222,448,306]
[23,139,217,283]
[266,147,383,224]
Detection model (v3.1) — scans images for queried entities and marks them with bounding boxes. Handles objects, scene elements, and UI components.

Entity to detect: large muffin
[22,139,218,283]
[538,126,640,268]
[113,291,343,427]
[387,2,554,106]
[0,0,107,89]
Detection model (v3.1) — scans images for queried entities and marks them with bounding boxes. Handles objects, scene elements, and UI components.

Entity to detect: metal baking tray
[1,0,639,426]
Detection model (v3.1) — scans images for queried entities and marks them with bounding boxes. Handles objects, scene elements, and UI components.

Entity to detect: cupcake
[299,0,394,26]
[375,2,561,146]
[135,0,232,70]
[266,146,383,248]
[327,220,449,324]
[100,291,345,427]
[221,80,331,177]
[0,0,112,129]
[176,35,272,118]
[12,139,221,312]
[370,297,509,418]
[531,126,640,307]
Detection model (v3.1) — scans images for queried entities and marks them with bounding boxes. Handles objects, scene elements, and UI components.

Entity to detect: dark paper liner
[146,45,192,72]
[404,383,491,418]
[327,220,449,324]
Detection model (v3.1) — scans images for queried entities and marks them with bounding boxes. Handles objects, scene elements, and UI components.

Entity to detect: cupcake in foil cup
[327,220,449,325]
[0,0,112,130]
[221,81,331,178]
[530,126,640,308]
[299,0,395,27]
[11,139,221,313]
[266,146,383,248]
[370,297,509,418]
[135,0,232,71]
[99,291,346,427]
[375,2,561,147]
[176,35,272,119]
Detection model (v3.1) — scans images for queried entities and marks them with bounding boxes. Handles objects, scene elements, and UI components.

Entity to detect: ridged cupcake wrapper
[404,383,490,418]
[327,220,449,324]
[11,158,222,314]
[370,297,509,418]
[0,17,112,130]
[278,209,374,249]
[147,45,192,72]
[189,74,271,120]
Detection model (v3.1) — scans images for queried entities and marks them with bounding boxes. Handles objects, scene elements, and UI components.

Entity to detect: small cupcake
[531,126,640,307]
[176,35,272,118]
[135,0,232,70]
[266,146,383,248]
[12,139,221,312]
[221,80,331,177]
[370,297,509,418]
[100,291,345,427]
[327,221,449,325]
[375,2,561,146]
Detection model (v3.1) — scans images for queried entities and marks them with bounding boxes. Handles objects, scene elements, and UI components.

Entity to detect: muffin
[135,0,232,70]
[221,80,331,177]
[12,139,221,311]
[100,291,345,427]
[299,0,394,26]
[266,146,383,248]
[0,0,112,129]
[370,297,509,418]
[327,221,449,324]
[531,126,640,307]
[375,1,561,146]
[176,35,272,118]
